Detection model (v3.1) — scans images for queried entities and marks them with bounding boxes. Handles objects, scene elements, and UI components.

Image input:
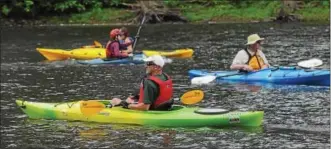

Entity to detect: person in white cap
[111,55,173,111]
[230,34,270,72]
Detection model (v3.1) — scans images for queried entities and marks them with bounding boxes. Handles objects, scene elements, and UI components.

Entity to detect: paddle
[191,72,244,85]
[80,90,204,116]
[297,58,323,69]
[80,100,106,116]
[191,58,324,85]
[175,89,204,105]
[132,14,147,53]
[94,41,103,48]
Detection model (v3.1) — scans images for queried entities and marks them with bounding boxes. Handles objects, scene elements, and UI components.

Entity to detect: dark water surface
[1,23,330,149]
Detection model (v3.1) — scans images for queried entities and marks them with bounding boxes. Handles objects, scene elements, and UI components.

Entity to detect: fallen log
[129,0,187,24]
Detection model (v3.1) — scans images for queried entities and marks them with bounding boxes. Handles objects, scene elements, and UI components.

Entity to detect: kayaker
[119,27,134,54]
[111,55,173,111]
[105,28,129,59]
[230,34,270,72]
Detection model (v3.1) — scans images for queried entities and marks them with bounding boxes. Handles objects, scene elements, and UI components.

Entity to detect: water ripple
[1,23,330,149]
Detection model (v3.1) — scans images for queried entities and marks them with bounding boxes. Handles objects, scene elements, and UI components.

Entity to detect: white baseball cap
[143,55,165,67]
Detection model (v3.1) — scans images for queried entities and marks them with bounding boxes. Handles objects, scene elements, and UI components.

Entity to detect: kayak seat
[151,99,174,111]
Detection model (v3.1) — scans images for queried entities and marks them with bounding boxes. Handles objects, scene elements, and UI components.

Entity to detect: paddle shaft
[198,65,317,83]
[215,72,246,78]
[132,14,146,51]
[217,64,320,78]
[216,66,310,78]
[80,89,204,116]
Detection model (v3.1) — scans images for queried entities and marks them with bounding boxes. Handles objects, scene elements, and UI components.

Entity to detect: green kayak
[16,100,264,127]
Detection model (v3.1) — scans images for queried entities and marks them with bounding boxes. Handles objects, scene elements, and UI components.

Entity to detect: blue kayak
[77,54,145,65]
[188,67,330,86]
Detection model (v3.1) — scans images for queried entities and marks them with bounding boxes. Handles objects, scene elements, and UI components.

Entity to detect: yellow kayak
[37,48,106,61]
[143,48,193,58]
[37,48,194,61]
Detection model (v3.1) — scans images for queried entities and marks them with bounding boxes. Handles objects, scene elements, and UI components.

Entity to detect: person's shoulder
[109,40,118,43]
[112,41,120,45]
[162,73,171,80]
[236,49,247,55]
[146,74,169,84]
[258,49,266,55]
[144,79,158,87]
[127,37,134,41]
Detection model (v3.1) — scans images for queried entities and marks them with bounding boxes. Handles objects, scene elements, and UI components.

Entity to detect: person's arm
[111,42,128,58]
[128,80,156,111]
[125,38,133,53]
[259,50,270,68]
[128,102,150,110]
[120,38,133,54]
[230,64,253,71]
[105,41,112,58]
[230,50,253,71]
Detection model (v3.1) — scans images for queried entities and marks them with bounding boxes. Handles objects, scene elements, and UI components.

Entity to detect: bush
[0,0,128,18]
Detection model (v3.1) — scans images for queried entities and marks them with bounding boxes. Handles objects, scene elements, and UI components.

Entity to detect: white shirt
[231,49,269,65]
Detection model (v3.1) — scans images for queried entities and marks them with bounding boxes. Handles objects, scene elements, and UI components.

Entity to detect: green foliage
[58,8,135,24]
[296,1,330,22]
[1,0,329,23]
[163,0,183,7]
[182,1,282,22]
[0,0,125,17]
[321,1,329,7]
[109,0,122,6]
[1,5,11,16]
[23,0,34,12]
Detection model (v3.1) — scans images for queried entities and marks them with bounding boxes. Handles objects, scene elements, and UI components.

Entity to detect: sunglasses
[256,41,262,44]
[145,61,156,66]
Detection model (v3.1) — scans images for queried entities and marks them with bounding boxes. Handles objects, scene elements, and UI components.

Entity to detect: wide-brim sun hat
[246,34,264,45]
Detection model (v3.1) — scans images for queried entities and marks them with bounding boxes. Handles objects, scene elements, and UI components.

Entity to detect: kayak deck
[76,54,145,65]
[143,48,194,58]
[16,100,264,127]
[37,48,106,61]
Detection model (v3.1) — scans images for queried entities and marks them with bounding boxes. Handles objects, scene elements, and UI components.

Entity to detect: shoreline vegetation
[1,0,330,26]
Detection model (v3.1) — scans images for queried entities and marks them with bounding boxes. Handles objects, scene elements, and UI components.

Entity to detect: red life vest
[105,41,119,58]
[138,73,173,109]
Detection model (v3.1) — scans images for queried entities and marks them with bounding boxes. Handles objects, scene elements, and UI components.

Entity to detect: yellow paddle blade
[80,100,105,116]
[94,41,103,48]
[180,90,204,105]
[82,45,96,48]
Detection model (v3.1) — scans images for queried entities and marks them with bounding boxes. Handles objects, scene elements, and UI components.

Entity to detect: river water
[1,23,330,149]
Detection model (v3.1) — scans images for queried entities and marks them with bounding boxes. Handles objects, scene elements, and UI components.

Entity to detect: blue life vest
[119,37,135,50]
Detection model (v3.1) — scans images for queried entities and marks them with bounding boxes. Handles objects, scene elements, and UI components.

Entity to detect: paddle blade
[180,90,204,105]
[80,100,105,116]
[94,41,103,48]
[191,76,217,85]
[297,58,323,68]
